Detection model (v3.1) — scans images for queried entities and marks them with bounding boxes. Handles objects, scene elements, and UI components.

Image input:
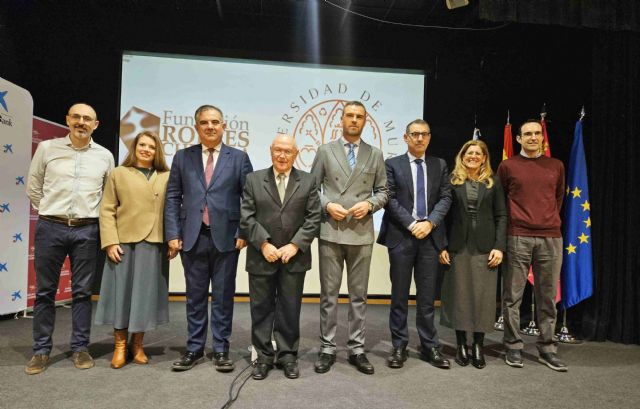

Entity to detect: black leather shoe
[538,352,568,372]
[348,353,375,375]
[252,363,273,380]
[282,361,300,379]
[471,343,486,369]
[213,352,235,372]
[421,347,450,369]
[505,349,524,368]
[172,351,204,371]
[386,347,408,369]
[314,353,336,374]
[455,345,470,367]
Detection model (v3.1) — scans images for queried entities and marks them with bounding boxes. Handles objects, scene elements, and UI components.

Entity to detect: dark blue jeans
[32,218,100,355]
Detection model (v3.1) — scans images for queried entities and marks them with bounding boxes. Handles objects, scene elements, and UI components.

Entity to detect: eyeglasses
[408,131,431,139]
[272,148,295,157]
[68,114,95,123]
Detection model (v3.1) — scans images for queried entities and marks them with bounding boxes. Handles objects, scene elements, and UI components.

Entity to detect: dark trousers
[32,219,99,355]
[181,225,239,353]
[249,268,306,364]
[388,235,440,350]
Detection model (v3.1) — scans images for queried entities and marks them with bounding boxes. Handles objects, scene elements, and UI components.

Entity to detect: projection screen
[119,51,425,295]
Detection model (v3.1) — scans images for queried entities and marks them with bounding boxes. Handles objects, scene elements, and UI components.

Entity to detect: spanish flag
[502,121,513,160]
[541,118,552,157]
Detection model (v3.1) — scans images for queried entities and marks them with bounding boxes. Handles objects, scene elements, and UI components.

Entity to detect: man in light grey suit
[311,100,388,375]
[240,134,321,380]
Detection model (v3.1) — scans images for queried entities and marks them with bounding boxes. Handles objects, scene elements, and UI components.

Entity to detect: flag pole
[494,265,505,330]
[520,292,541,336]
[556,309,582,344]
[494,262,504,330]
[494,109,510,331]
[472,114,481,140]
[555,106,587,345]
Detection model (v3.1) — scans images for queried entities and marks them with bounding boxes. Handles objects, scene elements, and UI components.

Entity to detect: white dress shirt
[341,137,360,162]
[27,135,114,218]
[406,151,428,230]
[273,168,292,189]
[202,142,221,172]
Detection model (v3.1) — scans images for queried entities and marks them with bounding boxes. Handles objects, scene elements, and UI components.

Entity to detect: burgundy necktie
[203,148,215,226]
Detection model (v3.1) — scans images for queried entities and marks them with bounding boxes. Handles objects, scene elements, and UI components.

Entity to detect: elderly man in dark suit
[377,119,452,369]
[165,105,253,372]
[240,134,321,380]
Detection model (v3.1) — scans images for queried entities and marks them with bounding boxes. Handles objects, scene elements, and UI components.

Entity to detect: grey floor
[1,301,639,409]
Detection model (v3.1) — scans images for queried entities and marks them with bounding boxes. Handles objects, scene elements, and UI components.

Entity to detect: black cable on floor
[219,359,256,409]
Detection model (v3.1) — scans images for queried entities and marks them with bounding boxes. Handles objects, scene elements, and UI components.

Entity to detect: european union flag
[561,119,593,308]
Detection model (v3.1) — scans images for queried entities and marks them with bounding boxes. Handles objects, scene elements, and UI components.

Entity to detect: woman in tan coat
[95,131,171,369]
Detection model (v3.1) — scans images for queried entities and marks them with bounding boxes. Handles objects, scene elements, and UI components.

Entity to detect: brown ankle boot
[111,329,128,369]
[130,332,148,364]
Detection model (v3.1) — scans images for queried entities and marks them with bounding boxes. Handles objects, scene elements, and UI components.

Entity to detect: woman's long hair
[450,139,494,188]
[121,131,169,172]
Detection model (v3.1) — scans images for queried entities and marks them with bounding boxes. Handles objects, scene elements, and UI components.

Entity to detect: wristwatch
[367,201,374,214]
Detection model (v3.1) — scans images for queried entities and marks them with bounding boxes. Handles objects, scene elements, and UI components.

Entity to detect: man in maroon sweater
[497,119,567,372]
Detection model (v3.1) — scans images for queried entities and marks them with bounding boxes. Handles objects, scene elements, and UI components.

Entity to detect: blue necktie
[415,159,427,220]
[347,143,356,170]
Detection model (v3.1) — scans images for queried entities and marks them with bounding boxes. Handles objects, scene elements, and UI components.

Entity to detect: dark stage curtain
[479,0,640,32]
[580,31,640,344]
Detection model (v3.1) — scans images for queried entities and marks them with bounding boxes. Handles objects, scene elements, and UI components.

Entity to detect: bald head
[68,103,97,120]
[270,134,298,174]
[66,103,99,148]
[271,134,297,150]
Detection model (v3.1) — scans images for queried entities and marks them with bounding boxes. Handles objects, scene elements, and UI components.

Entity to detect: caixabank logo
[277,84,404,171]
[0,91,8,112]
[120,106,250,157]
[0,90,14,128]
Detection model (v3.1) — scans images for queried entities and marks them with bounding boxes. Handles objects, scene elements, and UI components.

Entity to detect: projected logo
[293,100,383,170]
[120,106,251,163]
[119,106,161,152]
[277,82,409,172]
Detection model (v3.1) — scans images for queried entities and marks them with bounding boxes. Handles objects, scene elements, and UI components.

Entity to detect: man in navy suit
[377,119,452,369]
[165,105,253,372]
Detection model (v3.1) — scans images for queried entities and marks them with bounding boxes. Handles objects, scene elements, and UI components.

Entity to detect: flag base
[555,326,583,344]
[520,320,541,336]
